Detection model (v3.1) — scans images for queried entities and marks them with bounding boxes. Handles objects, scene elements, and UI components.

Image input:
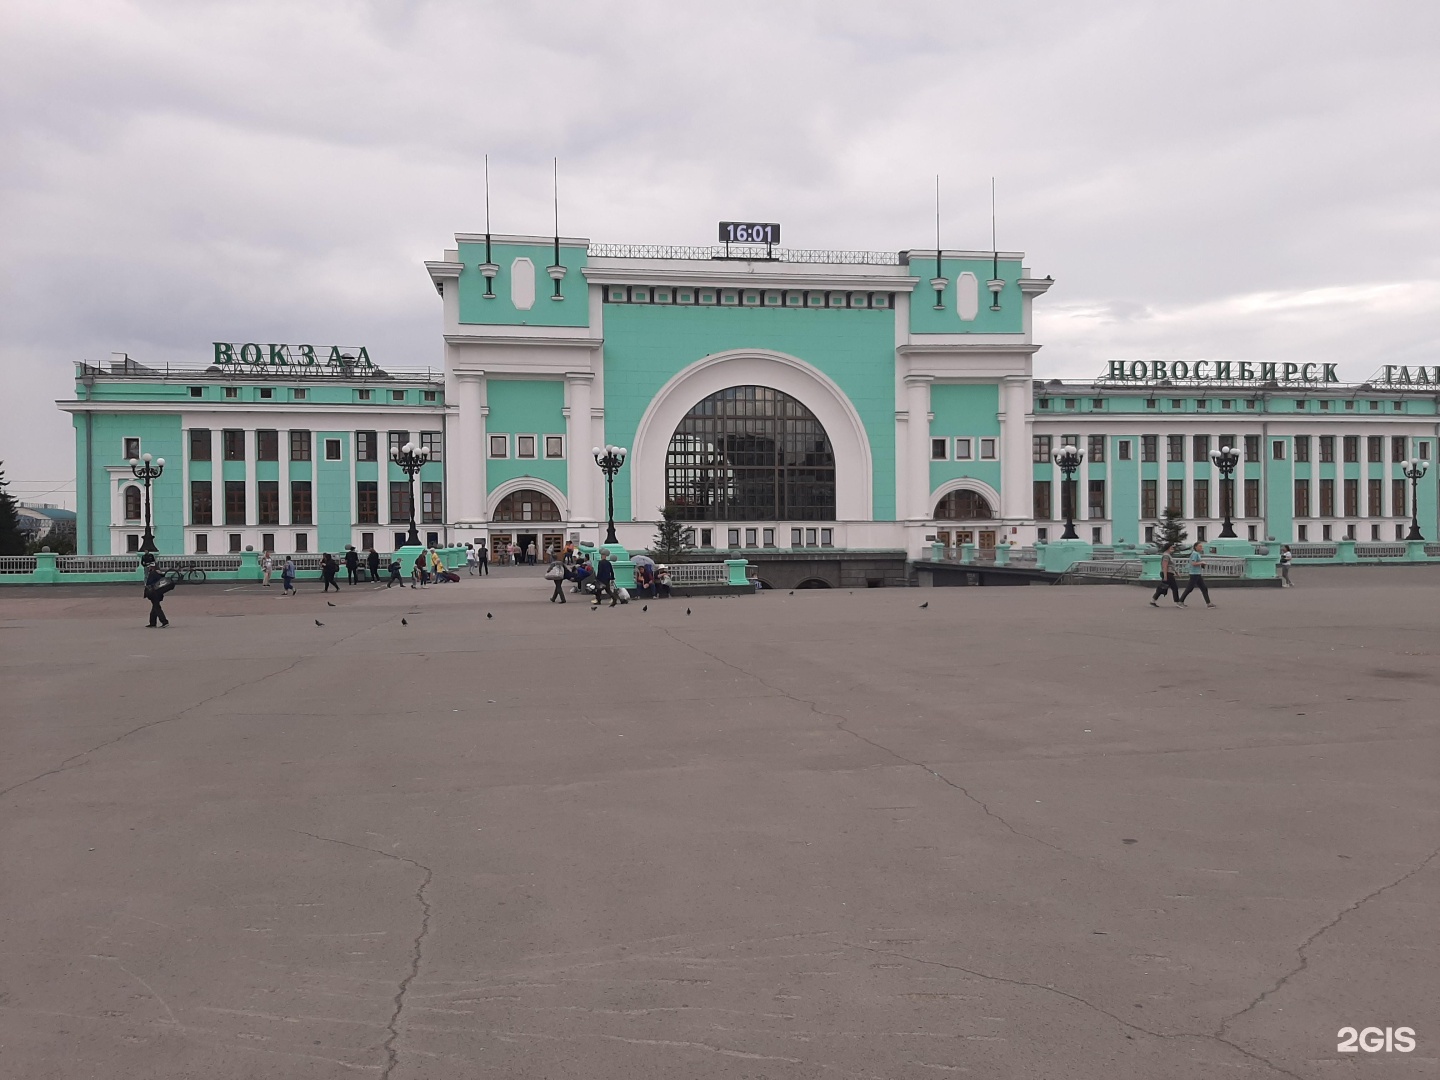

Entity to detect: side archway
[930,477,1001,520]
[630,350,873,522]
[486,476,569,521]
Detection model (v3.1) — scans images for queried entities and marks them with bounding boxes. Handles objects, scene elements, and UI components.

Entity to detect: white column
[279,429,291,528]
[566,372,595,522]
[455,373,485,524]
[904,375,933,520]
[244,428,258,531]
[999,377,1031,520]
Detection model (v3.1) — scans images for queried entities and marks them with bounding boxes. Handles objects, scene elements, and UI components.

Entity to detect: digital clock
[719,221,780,245]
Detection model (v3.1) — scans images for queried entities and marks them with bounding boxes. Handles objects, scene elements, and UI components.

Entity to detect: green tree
[650,504,693,562]
[1153,507,1188,552]
[0,464,25,556]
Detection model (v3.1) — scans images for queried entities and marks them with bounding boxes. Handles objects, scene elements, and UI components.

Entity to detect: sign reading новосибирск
[213,343,374,370]
[1101,360,1339,385]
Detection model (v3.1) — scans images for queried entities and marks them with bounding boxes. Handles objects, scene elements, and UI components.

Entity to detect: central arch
[630,350,873,522]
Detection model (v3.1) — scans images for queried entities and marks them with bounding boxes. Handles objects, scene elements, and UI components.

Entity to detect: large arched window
[123,486,142,521]
[666,386,836,521]
[493,489,561,522]
[934,489,994,520]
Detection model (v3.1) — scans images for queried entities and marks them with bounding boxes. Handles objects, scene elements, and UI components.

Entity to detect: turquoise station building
[59,230,1439,585]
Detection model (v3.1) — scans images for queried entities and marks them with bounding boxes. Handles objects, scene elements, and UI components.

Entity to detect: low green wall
[0,547,469,586]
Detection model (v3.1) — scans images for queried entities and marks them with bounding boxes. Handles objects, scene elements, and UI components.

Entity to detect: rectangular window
[1367,436,1382,463]
[1087,435,1106,463]
[1141,435,1158,462]
[257,481,279,525]
[1033,480,1052,520]
[805,528,818,546]
[1141,479,1158,518]
[762,528,775,547]
[1192,434,1210,461]
[1320,399,1331,411]
[291,481,313,525]
[292,388,307,401]
[389,481,411,524]
[259,387,273,400]
[295,532,309,553]
[1392,436,1407,462]
[1343,478,1359,517]
[1368,478,1382,517]
[745,528,758,547]
[189,386,203,398]
[194,533,208,553]
[1319,435,1335,463]
[357,431,377,462]
[421,482,443,524]
[791,527,802,546]
[290,430,311,461]
[489,434,508,458]
[1060,477,1076,523]
[189,429,211,461]
[1088,479,1105,518]
[324,438,342,461]
[1167,435,1184,462]
[224,480,246,525]
[123,437,141,460]
[1422,442,1432,460]
[820,528,833,546]
[1393,478,1406,518]
[728,528,740,548]
[1032,434,1051,463]
[979,438,997,460]
[931,438,949,461]
[357,388,372,401]
[1272,439,1286,460]
[420,432,443,460]
[389,431,411,457]
[190,481,213,525]
[224,387,238,399]
[1166,479,1184,514]
[1244,435,1260,462]
[1343,435,1358,463]
[1294,435,1310,462]
[223,429,244,461]
[361,532,374,550]
[699,528,712,547]
[1196,399,1208,410]
[423,390,438,403]
[257,429,278,461]
[545,436,564,459]
[229,533,242,553]
[517,435,536,459]
[1092,399,1104,409]
[1294,480,1310,517]
[392,390,405,402]
[1064,398,1076,410]
[952,437,971,460]
[1193,479,1210,519]
[1297,523,1308,541]
[1320,478,1335,517]
[1170,399,1183,409]
[1118,439,1132,461]
[1244,478,1260,518]
[262,532,275,552]
[357,481,379,524]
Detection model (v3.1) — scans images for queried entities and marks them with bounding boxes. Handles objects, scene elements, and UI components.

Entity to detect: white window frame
[544,435,565,459]
[488,434,509,458]
[979,437,998,460]
[930,438,949,461]
[955,437,973,460]
[324,438,342,461]
[419,431,443,461]
[516,434,537,459]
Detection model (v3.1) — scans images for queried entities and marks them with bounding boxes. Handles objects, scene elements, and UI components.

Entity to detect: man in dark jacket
[144,564,170,628]
[344,546,360,584]
[592,550,618,607]
[366,547,381,582]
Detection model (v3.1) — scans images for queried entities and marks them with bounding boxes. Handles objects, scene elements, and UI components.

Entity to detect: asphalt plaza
[1,566,1436,1079]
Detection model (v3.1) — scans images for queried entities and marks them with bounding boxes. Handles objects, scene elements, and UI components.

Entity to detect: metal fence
[1198,557,1246,577]
[0,556,38,575]
[1354,544,1408,559]
[665,562,729,586]
[153,555,244,572]
[1064,560,1143,581]
[586,243,902,266]
[57,556,142,574]
[1290,544,1338,559]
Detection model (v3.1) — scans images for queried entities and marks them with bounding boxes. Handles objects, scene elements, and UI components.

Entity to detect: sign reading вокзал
[213,343,374,371]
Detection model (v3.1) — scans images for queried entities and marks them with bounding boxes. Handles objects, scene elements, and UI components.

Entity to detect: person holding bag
[545,558,567,603]
[1149,545,1181,606]
[143,563,171,628]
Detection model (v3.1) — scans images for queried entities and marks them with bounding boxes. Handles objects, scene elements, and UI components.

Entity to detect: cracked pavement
[1,566,1436,1078]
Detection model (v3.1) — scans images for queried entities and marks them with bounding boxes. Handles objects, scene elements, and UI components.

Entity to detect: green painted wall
[456,241,589,327]
[1109,438,1140,544]
[928,384,1001,506]
[599,304,897,521]
[908,257,1024,335]
[485,379,568,496]
[1267,441,1293,542]
[79,413,183,554]
[316,431,350,554]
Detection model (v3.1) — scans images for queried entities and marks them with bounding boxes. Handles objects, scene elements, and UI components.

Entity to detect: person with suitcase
[143,563,171,628]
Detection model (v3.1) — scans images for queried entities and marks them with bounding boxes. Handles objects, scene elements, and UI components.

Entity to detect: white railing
[1067,560,1143,580]
[57,556,142,574]
[153,555,243,572]
[0,556,38,574]
[665,562,728,586]
[587,242,901,266]
[1197,557,1245,577]
[1354,544,1408,559]
[1427,544,1440,558]
[1290,544,1338,559]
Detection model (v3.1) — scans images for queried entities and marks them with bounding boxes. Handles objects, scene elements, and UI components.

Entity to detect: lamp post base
[1059,521,1079,540]
[1218,522,1237,539]
[140,532,158,553]
[1406,522,1424,541]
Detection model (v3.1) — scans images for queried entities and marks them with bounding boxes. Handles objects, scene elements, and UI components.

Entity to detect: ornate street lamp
[1401,458,1429,540]
[1210,445,1241,538]
[391,441,430,546]
[128,452,166,553]
[1052,443,1084,540]
[592,444,627,546]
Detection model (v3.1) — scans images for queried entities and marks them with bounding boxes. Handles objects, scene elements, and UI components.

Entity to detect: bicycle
[163,562,208,585]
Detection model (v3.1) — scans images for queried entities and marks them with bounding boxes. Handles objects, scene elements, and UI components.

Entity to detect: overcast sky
[3,1,1437,507]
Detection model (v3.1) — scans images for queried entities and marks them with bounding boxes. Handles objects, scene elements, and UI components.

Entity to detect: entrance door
[541,532,564,562]
[517,532,538,564]
[936,529,952,552]
[955,529,975,547]
[490,532,512,565]
[979,530,997,549]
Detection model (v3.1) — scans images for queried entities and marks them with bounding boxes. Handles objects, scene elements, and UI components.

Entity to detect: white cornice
[903,249,1027,262]
[898,342,1039,355]
[425,261,464,280]
[581,266,919,291]
[455,233,589,248]
[58,400,446,415]
[443,333,601,349]
[1018,278,1054,296]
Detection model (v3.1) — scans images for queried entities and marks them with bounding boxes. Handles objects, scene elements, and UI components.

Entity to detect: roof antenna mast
[548,157,567,301]
[929,174,948,311]
[988,176,1004,311]
[479,154,498,297]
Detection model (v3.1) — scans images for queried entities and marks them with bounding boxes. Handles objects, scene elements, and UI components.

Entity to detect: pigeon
[486,612,493,620]
[315,619,324,626]
[919,602,928,609]
[686,608,692,615]
[326,601,336,607]
[401,618,408,626]
[642,605,648,612]
[789,590,794,595]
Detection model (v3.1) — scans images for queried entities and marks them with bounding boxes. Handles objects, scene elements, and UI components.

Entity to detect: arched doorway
[934,488,997,550]
[665,385,835,521]
[491,488,562,565]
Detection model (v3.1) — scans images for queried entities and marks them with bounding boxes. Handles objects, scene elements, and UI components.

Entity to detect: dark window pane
[257,430,279,461]
[357,481,378,524]
[224,481,246,525]
[189,429,211,461]
[291,430,311,461]
[291,481,313,525]
[257,481,279,525]
[190,481,213,525]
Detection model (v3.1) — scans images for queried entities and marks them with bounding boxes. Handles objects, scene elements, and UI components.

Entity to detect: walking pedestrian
[1149,545,1182,606]
[261,550,274,587]
[321,553,341,592]
[282,555,297,594]
[412,549,428,588]
[429,548,446,584]
[545,557,567,603]
[1279,544,1294,587]
[592,548,618,607]
[477,540,489,575]
[1178,541,1216,608]
[143,562,171,628]
[344,546,360,585]
[386,556,403,588]
[511,541,521,566]
[366,546,380,583]
[466,543,478,576]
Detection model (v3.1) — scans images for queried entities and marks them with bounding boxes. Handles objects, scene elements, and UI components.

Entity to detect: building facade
[59,233,1440,570]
